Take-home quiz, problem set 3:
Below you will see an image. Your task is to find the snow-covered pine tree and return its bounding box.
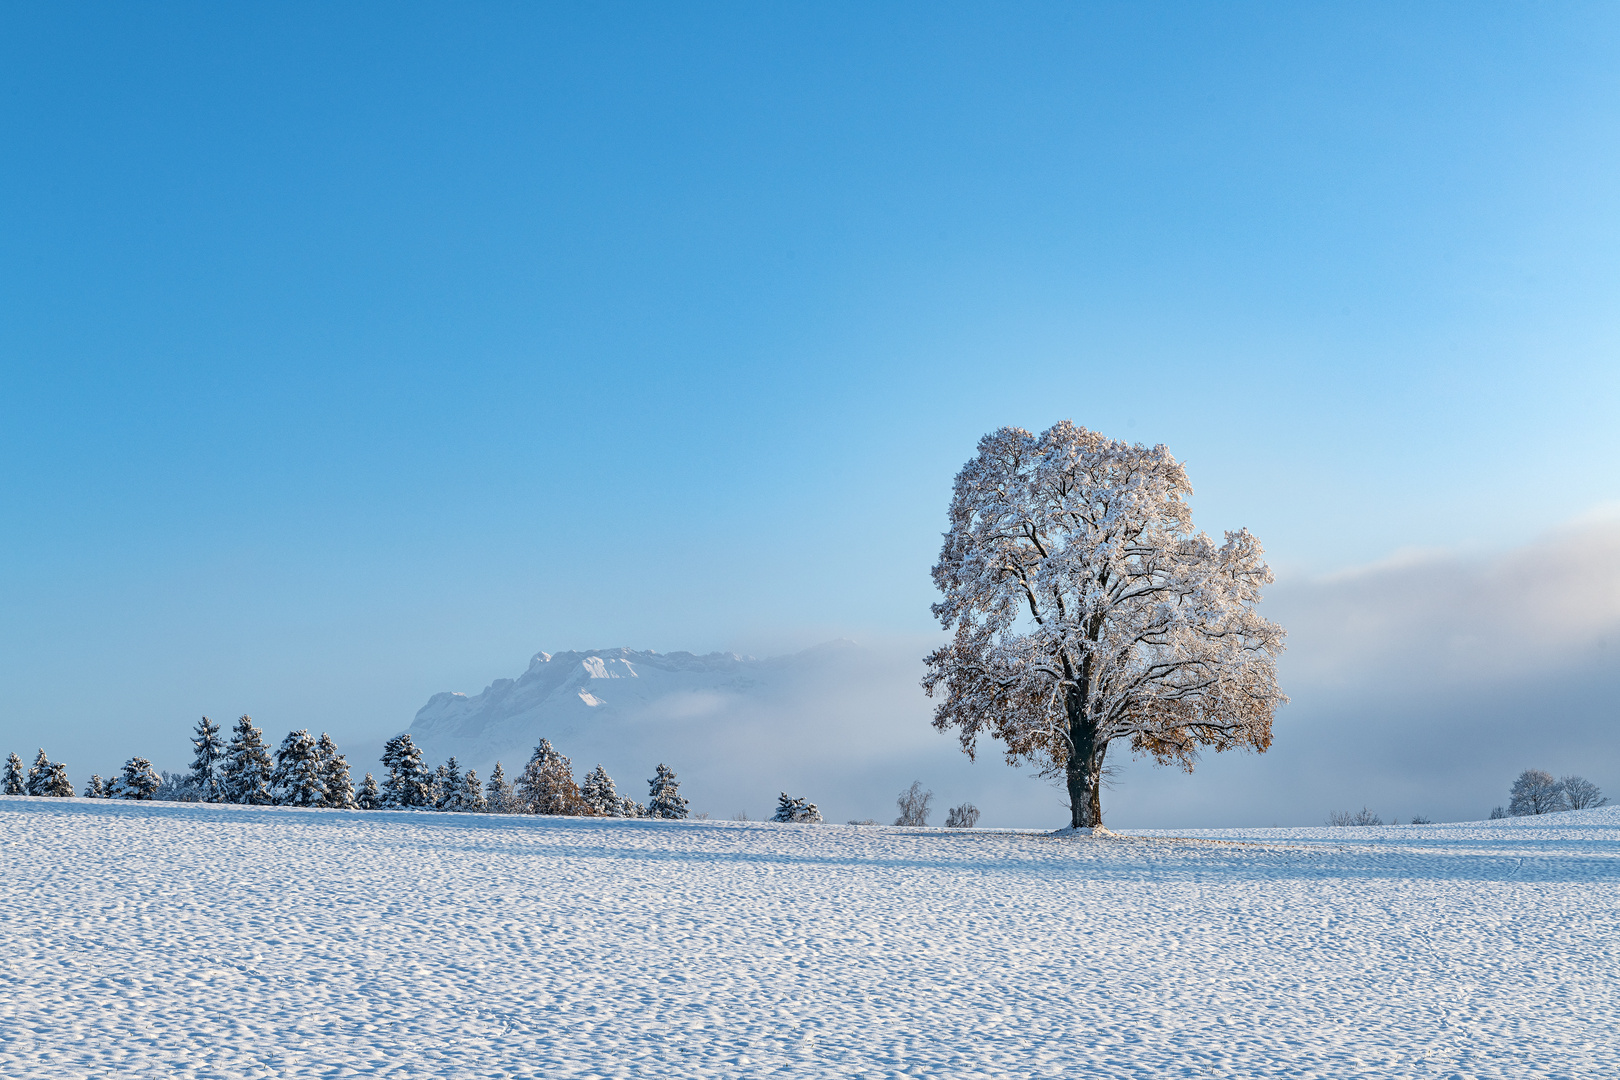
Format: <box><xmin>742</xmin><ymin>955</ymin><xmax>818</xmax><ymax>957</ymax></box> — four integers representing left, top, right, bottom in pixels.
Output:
<box><xmin>517</xmin><ymin>739</ymin><xmax>587</xmax><ymax>815</ymax></box>
<box><xmin>620</xmin><ymin>796</ymin><xmax>645</xmax><ymax>817</ymax></box>
<box><xmin>120</xmin><ymin>757</ymin><xmax>161</xmax><ymax>800</ymax></box>
<box><xmin>356</xmin><ymin>772</ymin><xmax>382</xmax><ymax>809</ymax></box>
<box><xmin>24</xmin><ymin>749</ymin><xmax>52</xmax><ymax>796</ymax></box>
<box><xmin>219</xmin><ymin>715</ymin><xmax>274</xmax><ymax>805</ymax></box>
<box><xmin>435</xmin><ymin>758</ymin><xmax>464</xmax><ymax>811</ymax></box>
<box><xmin>3</xmin><ymin>752</ymin><xmax>24</xmax><ymax>795</ymax></box>
<box><xmin>771</xmin><ymin>792</ymin><xmax>820</xmax><ymax>823</ymax></box>
<box><xmin>380</xmin><ymin>734</ymin><xmax>431</xmax><ymax>808</ymax></box>
<box><xmin>43</xmin><ymin>761</ymin><xmax>74</xmax><ymax>798</ymax></box>
<box><xmin>580</xmin><ymin>764</ymin><xmax>621</xmax><ymax>817</ymax></box>
<box><xmin>188</xmin><ymin>716</ymin><xmax>224</xmax><ymax>802</ymax></box>
<box><xmin>83</xmin><ymin>774</ymin><xmax>106</xmax><ymax>798</ymax></box>
<box><xmin>925</xmin><ymin>423</ymin><xmax>1286</xmax><ymax>829</ymax></box>
<box><xmin>271</xmin><ymin>729</ymin><xmax>325</xmax><ymax>807</ymax></box>
<box><xmin>460</xmin><ymin>768</ymin><xmax>487</xmax><ymax>813</ymax></box>
<box><xmin>316</xmin><ymin>733</ymin><xmax>356</xmax><ymax>809</ymax></box>
<box><xmin>485</xmin><ymin>762</ymin><xmax>513</xmax><ymax>813</ymax></box>
<box><xmin>646</xmin><ymin>764</ymin><xmax>689</xmax><ymax>820</ymax></box>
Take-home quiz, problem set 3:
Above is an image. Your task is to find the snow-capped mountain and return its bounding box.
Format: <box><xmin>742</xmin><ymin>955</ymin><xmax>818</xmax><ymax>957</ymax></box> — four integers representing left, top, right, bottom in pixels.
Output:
<box><xmin>399</xmin><ymin>639</ymin><xmax>1025</xmax><ymax>823</ymax></box>
<box><xmin>408</xmin><ymin>646</ymin><xmax>793</xmax><ymax>773</ymax></box>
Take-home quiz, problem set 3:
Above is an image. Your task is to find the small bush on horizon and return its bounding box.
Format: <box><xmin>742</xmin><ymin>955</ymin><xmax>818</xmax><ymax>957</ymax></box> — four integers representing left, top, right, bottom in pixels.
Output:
<box><xmin>1327</xmin><ymin>807</ymin><xmax>1382</xmax><ymax>827</ymax></box>
<box><xmin>945</xmin><ymin>803</ymin><xmax>981</xmax><ymax>828</ymax></box>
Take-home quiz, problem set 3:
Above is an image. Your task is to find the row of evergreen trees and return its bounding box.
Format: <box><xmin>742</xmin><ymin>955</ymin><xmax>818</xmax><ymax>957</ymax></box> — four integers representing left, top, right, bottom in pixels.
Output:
<box><xmin>4</xmin><ymin>716</ymin><xmax>690</xmax><ymax>820</ymax></box>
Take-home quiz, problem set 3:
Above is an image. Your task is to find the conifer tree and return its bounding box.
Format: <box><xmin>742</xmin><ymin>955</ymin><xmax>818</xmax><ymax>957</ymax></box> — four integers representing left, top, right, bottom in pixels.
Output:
<box><xmin>219</xmin><ymin>715</ymin><xmax>274</xmax><ymax>805</ymax></box>
<box><xmin>772</xmin><ymin>792</ymin><xmax>820</xmax><ymax>823</ymax></box>
<box><xmin>460</xmin><ymin>768</ymin><xmax>487</xmax><ymax>813</ymax></box>
<box><xmin>620</xmin><ymin>796</ymin><xmax>645</xmax><ymax>818</ymax></box>
<box><xmin>316</xmin><ymin>733</ymin><xmax>356</xmax><ymax>809</ymax></box>
<box><xmin>42</xmin><ymin>761</ymin><xmax>74</xmax><ymax>798</ymax></box>
<box><xmin>356</xmin><ymin>772</ymin><xmax>382</xmax><ymax>809</ymax></box>
<box><xmin>380</xmin><ymin>734</ymin><xmax>431</xmax><ymax>808</ymax></box>
<box><xmin>83</xmin><ymin>774</ymin><xmax>106</xmax><ymax>799</ymax></box>
<box><xmin>581</xmin><ymin>764</ymin><xmax>621</xmax><ymax>817</ymax></box>
<box><xmin>272</xmin><ymin>729</ymin><xmax>325</xmax><ymax>807</ymax></box>
<box><xmin>188</xmin><ymin>716</ymin><xmax>224</xmax><ymax>802</ymax></box>
<box><xmin>485</xmin><ymin>762</ymin><xmax>513</xmax><ymax>813</ymax></box>
<box><xmin>647</xmin><ymin>764</ymin><xmax>689</xmax><ymax>820</ymax></box>
<box><xmin>3</xmin><ymin>752</ymin><xmax>24</xmax><ymax>795</ymax></box>
<box><xmin>517</xmin><ymin>739</ymin><xmax>587</xmax><ymax>815</ymax></box>
<box><xmin>435</xmin><ymin>758</ymin><xmax>464</xmax><ymax>811</ymax></box>
<box><xmin>120</xmin><ymin>757</ymin><xmax>161</xmax><ymax>800</ymax></box>
<box><xmin>24</xmin><ymin>749</ymin><xmax>52</xmax><ymax>796</ymax></box>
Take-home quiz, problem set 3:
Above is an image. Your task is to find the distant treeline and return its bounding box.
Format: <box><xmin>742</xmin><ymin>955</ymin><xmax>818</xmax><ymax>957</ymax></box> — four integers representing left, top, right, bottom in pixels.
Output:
<box><xmin>3</xmin><ymin>715</ymin><xmax>689</xmax><ymax>820</ymax></box>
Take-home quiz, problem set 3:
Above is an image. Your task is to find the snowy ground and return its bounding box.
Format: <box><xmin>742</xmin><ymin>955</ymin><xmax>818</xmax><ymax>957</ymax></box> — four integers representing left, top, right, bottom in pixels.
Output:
<box><xmin>2</xmin><ymin>797</ymin><xmax>1617</xmax><ymax>1078</ymax></box>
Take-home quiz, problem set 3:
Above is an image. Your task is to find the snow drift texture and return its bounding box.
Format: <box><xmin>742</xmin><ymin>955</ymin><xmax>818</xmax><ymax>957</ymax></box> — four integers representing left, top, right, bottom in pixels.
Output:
<box><xmin>3</xmin><ymin>795</ymin><xmax>1618</xmax><ymax>1078</ymax></box>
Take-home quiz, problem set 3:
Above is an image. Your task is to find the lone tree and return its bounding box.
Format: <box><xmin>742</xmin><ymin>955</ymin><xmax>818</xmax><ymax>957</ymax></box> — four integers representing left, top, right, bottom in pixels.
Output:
<box><xmin>646</xmin><ymin>764</ymin><xmax>689</xmax><ymax>820</ymax></box>
<box><xmin>1508</xmin><ymin>769</ymin><xmax>1566</xmax><ymax>816</ymax></box>
<box><xmin>924</xmin><ymin>423</ymin><xmax>1286</xmax><ymax>830</ymax></box>
<box><xmin>3</xmin><ymin>752</ymin><xmax>24</xmax><ymax>795</ymax></box>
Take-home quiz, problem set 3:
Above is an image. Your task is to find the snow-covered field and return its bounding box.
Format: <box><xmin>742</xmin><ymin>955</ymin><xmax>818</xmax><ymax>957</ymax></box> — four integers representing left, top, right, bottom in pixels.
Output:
<box><xmin>2</xmin><ymin>797</ymin><xmax>1617</xmax><ymax>1078</ymax></box>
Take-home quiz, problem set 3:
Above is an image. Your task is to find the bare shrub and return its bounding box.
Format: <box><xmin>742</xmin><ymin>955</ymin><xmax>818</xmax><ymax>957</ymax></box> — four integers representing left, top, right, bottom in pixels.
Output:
<box><xmin>1327</xmin><ymin>807</ymin><xmax>1382</xmax><ymax>827</ymax></box>
<box><xmin>944</xmin><ymin>803</ymin><xmax>981</xmax><ymax>828</ymax></box>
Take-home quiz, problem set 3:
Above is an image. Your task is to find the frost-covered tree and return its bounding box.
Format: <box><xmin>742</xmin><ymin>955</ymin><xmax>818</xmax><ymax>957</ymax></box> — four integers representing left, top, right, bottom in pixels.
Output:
<box><xmin>272</xmin><ymin>729</ymin><xmax>325</xmax><ymax>807</ymax></box>
<box><xmin>83</xmin><ymin>774</ymin><xmax>106</xmax><ymax>798</ymax></box>
<box><xmin>435</xmin><ymin>758</ymin><xmax>464</xmax><ymax>811</ymax></box>
<box><xmin>945</xmin><ymin>802</ymin><xmax>981</xmax><ymax>828</ymax></box>
<box><xmin>1508</xmin><ymin>769</ymin><xmax>1566</xmax><ymax>816</ymax></box>
<box><xmin>924</xmin><ymin>423</ymin><xmax>1287</xmax><ymax>829</ymax></box>
<box><xmin>24</xmin><ymin>749</ymin><xmax>53</xmax><ymax>796</ymax></box>
<box><xmin>772</xmin><ymin>792</ymin><xmax>820</xmax><ymax>823</ymax></box>
<box><xmin>581</xmin><ymin>764</ymin><xmax>621</xmax><ymax>817</ymax></box>
<box><xmin>356</xmin><ymin>772</ymin><xmax>382</xmax><ymax>810</ymax></box>
<box><xmin>153</xmin><ymin>770</ymin><xmax>201</xmax><ymax>802</ymax></box>
<box><xmin>3</xmin><ymin>752</ymin><xmax>24</xmax><ymax>795</ymax></box>
<box><xmin>380</xmin><ymin>734</ymin><xmax>432</xmax><ymax>808</ymax></box>
<box><xmin>39</xmin><ymin>761</ymin><xmax>74</xmax><ymax>798</ymax></box>
<box><xmin>485</xmin><ymin>762</ymin><xmax>514</xmax><ymax>814</ymax></box>
<box><xmin>620</xmin><ymin>796</ymin><xmax>646</xmax><ymax>818</ymax></box>
<box><xmin>460</xmin><ymin>768</ymin><xmax>487</xmax><ymax>813</ymax></box>
<box><xmin>1560</xmin><ymin>775</ymin><xmax>1607</xmax><ymax>810</ymax></box>
<box><xmin>220</xmin><ymin>715</ymin><xmax>274</xmax><ymax>805</ymax></box>
<box><xmin>647</xmin><ymin>764</ymin><xmax>689</xmax><ymax>820</ymax></box>
<box><xmin>188</xmin><ymin>716</ymin><xmax>224</xmax><ymax>802</ymax></box>
<box><xmin>517</xmin><ymin>740</ymin><xmax>587</xmax><ymax>815</ymax></box>
<box><xmin>314</xmin><ymin>733</ymin><xmax>355</xmax><ymax>809</ymax></box>
<box><xmin>1489</xmin><ymin>806</ymin><xmax>1507</xmax><ymax>820</ymax></box>
<box><xmin>120</xmin><ymin>757</ymin><xmax>161</xmax><ymax>800</ymax></box>
<box><xmin>894</xmin><ymin>781</ymin><xmax>933</xmax><ymax>826</ymax></box>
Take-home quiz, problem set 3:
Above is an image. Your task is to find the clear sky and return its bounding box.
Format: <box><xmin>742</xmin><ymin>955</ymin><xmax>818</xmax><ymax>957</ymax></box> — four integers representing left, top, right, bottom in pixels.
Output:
<box><xmin>4</xmin><ymin>3</ymin><xmax>1620</xmax><ymax>805</ymax></box>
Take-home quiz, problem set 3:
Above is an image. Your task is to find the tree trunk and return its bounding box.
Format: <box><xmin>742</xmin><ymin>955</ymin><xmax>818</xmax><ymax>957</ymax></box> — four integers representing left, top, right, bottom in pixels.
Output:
<box><xmin>1065</xmin><ymin>690</ymin><xmax>1107</xmax><ymax>829</ymax></box>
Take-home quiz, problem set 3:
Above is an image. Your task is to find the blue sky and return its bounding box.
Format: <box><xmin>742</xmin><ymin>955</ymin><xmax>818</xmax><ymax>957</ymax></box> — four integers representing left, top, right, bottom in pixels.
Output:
<box><xmin>4</xmin><ymin>3</ymin><xmax>1620</xmax><ymax>807</ymax></box>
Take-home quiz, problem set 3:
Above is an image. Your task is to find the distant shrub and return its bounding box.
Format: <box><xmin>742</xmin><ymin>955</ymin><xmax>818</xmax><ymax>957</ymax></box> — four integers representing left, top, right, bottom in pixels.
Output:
<box><xmin>944</xmin><ymin>803</ymin><xmax>981</xmax><ymax>828</ymax></box>
<box><xmin>894</xmin><ymin>781</ymin><xmax>933</xmax><ymax>827</ymax></box>
<box><xmin>1489</xmin><ymin>806</ymin><xmax>1507</xmax><ymax>819</ymax></box>
<box><xmin>1327</xmin><ymin>807</ymin><xmax>1382</xmax><ymax>827</ymax></box>
<box><xmin>1408</xmin><ymin>814</ymin><xmax>1434</xmax><ymax>825</ymax></box>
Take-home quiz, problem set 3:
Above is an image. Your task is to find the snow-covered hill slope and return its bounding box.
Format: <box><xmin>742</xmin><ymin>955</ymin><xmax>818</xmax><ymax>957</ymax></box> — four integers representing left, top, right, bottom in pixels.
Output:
<box><xmin>3</xmin><ymin>796</ymin><xmax>1618</xmax><ymax>1078</ymax></box>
